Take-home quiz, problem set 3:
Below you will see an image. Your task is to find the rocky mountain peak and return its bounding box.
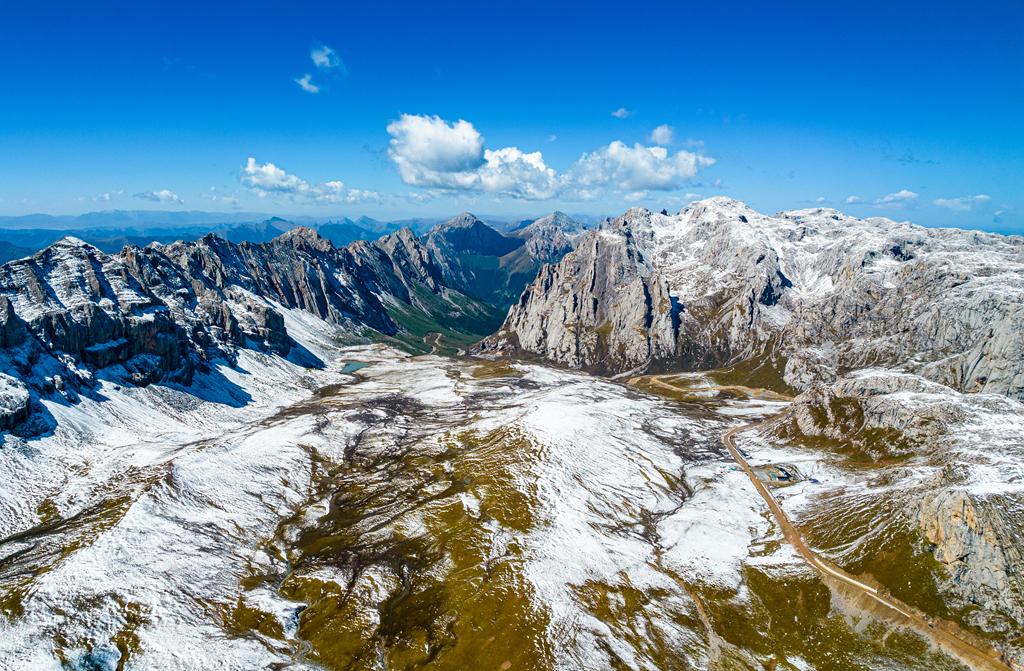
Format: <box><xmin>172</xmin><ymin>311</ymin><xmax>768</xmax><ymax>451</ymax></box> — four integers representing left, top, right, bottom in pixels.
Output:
<box><xmin>480</xmin><ymin>198</ymin><xmax>1024</xmax><ymax>398</ymax></box>
<box><xmin>523</xmin><ymin>211</ymin><xmax>584</xmax><ymax>237</ymax></box>
<box><xmin>431</xmin><ymin>212</ymin><xmax>481</xmax><ymax>232</ymax></box>
<box><xmin>273</xmin><ymin>225</ymin><xmax>334</xmax><ymax>252</ymax></box>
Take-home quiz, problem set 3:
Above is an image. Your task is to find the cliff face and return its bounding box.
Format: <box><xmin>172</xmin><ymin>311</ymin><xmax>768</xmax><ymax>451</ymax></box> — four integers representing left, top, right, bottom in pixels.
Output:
<box><xmin>774</xmin><ymin>370</ymin><xmax>1024</xmax><ymax>656</ymax></box>
<box><xmin>478</xmin><ymin>228</ymin><xmax>684</xmax><ymax>375</ymax></box>
<box><xmin>0</xmin><ymin>227</ymin><xmax>494</xmax><ymax>434</ymax></box>
<box><xmin>477</xmin><ymin>198</ymin><xmax>1024</xmax><ymax>399</ymax></box>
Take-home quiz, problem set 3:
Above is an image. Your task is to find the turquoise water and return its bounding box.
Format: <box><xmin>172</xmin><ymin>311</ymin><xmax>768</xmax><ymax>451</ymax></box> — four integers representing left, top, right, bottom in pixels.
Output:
<box><xmin>340</xmin><ymin>361</ymin><xmax>370</xmax><ymax>374</ymax></box>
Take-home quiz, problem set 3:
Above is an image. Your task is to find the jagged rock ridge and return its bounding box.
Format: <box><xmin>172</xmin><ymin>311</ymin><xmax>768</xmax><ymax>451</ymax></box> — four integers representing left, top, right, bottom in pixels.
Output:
<box><xmin>0</xmin><ymin>227</ymin><xmax>495</xmax><ymax>434</ymax></box>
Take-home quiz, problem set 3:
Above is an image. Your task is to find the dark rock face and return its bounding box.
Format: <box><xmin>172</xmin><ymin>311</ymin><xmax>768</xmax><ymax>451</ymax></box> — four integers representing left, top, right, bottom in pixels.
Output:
<box><xmin>0</xmin><ymin>227</ymin><xmax>492</xmax><ymax>433</ymax></box>
<box><xmin>421</xmin><ymin>212</ymin><xmax>581</xmax><ymax>309</ymax></box>
<box><xmin>423</xmin><ymin>213</ymin><xmax>524</xmax><ymax>259</ymax></box>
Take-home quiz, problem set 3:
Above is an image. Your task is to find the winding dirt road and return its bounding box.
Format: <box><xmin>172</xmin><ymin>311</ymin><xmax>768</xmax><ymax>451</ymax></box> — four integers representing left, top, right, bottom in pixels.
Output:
<box><xmin>722</xmin><ymin>426</ymin><xmax>1012</xmax><ymax>671</ymax></box>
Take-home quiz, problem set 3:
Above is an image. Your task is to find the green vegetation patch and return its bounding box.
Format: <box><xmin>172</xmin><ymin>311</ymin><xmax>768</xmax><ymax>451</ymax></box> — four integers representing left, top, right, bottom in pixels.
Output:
<box><xmin>379</xmin><ymin>285</ymin><xmax>506</xmax><ymax>356</ymax></box>
<box><xmin>266</xmin><ymin>418</ymin><xmax>554</xmax><ymax>670</ymax></box>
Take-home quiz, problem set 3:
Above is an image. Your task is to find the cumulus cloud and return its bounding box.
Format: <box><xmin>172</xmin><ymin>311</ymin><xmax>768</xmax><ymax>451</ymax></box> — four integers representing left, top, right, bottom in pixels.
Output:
<box><xmin>294</xmin><ymin>74</ymin><xmax>319</xmax><ymax>93</ymax></box>
<box><xmin>873</xmin><ymin>190</ymin><xmax>919</xmax><ymax>208</ymax></box>
<box><xmin>934</xmin><ymin>194</ymin><xmax>991</xmax><ymax>212</ymax></box>
<box><xmin>623</xmin><ymin>191</ymin><xmax>649</xmax><ymax>202</ymax></box>
<box><xmin>386</xmin><ymin>114</ymin><xmax>714</xmax><ymax>201</ymax></box>
<box><xmin>311</xmin><ymin>42</ymin><xmax>345</xmax><ymax>73</ymax></box>
<box><xmin>201</xmin><ymin>187</ymin><xmax>242</xmax><ymax>208</ymax></box>
<box><xmin>611</xmin><ymin>108</ymin><xmax>634</xmax><ymax>119</ymax></box>
<box><xmin>685</xmin><ymin>193</ymin><xmax>702</xmax><ymax>200</ymax></box>
<box><xmin>845</xmin><ymin>196</ymin><xmax>864</xmax><ymax>204</ymax></box>
<box><xmin>87</xmin><ymin>189</ymin><xmax>123</xmax><ymax>202</ymax></box>
<box><xmin>239</xmin><ymin>158</ymin><xmax>380</xmax><ymax>204</ymax></box>
<box><xmin>387</xmin><ymin>114</ymin><xmax>486</xmax><ymax>177</ymax></box>
<box><xmin>134</xmin><ymin>190</ymin><xmax>182</xmax><ymax>203</ymax></box>
<box><xmin>563</xmin><ymin>142</ymin><xmax>714</xmax><ymax>197</ymax></box>
<box><xmin>647</xmin><ymin>124</ymin><xmax>675</xmax><ymax>146</ymax></box>
<box><xmin>387</xmin><ymin>114</ymin><xmax>558</xmax><ymax>199</ymax></box>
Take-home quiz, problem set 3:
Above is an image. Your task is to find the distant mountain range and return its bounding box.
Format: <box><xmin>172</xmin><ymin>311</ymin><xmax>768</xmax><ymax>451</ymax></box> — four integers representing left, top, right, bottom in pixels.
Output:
<box><xmin>0</xmin><ymin>210</ymin><xmax>606</xmax><ymax>261</ymax></box>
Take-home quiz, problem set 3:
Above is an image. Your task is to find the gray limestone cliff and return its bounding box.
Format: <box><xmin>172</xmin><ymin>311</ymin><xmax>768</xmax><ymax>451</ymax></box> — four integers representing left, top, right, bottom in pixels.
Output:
<box><xmin>477</xmin><ymin>197</ymin><xmax>1024</xmax><ymax>399</ymax></box>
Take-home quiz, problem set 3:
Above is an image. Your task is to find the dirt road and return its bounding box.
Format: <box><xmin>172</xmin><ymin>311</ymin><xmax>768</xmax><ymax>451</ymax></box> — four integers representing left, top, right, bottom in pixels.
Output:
<box><xmin>722</xmin><ymin>426</ymin><xmax>1011</xmax><ymax>671</ymax></box>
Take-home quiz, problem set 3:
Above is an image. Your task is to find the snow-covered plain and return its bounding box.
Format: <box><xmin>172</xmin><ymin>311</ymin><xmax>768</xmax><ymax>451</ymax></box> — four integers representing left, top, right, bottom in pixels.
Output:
<box><xmin>0</xmin><ymin>317</ymin><xmax>994</xmax><ymax>670</ymax></box>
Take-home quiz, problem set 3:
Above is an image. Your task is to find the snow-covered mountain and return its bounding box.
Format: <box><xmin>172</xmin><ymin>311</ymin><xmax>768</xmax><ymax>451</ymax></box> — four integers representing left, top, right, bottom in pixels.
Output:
<box><xmin>480</xmin><ymin>197</ymin><xmax>1024</xmax><ymax>398</ymax></box>
<box><xmin>0</xmin><ymin>227</ymin><xmax>504</xmax><ymax>435</ymax></box>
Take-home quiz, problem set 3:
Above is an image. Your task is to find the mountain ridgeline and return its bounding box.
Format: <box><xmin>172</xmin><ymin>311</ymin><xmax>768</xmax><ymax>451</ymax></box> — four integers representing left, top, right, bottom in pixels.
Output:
<box><xmin>3</xmin><ymin>198</ymin><xmax>1024</xmax><ymax>434</ymax></box>
<box><xmin>0</xmin><ymin>212</ymin><xmax>586</xmax><ymax>434</ymax></box>
<box><xmin>478</xmin><ymin>198</ymin><xmax>1024</xmax><ymax>400</ymax></box>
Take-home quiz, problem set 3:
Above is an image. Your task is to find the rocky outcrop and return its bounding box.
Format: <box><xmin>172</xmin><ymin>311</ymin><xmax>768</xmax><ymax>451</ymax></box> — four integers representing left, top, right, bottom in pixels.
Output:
<box><xmin>775</xmin><ymin>370</ymin><xmax>1024</xmax><ymax>657</ymax></box>
<box><xmin>0</xmin><ymin>227</ymin><xmax>498</xmax><ymax>433</ymax></box>
<box><xmin>912</xmin><ymin>489</ymin><xmax>1024</xmax><ymax>631</ymax></box>
<box><xmin>477</xmin><ymin>228</ymin><xmax>686</xmax><ymax>374</ymax></box>
<box><xmin>478</xmin><ymin>197</ymin><xmax>1024</xmax><ymax>400</ymax></box>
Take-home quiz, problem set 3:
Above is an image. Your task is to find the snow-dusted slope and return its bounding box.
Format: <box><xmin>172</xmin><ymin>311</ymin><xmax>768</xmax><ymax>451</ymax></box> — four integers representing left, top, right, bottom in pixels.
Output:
<box><xmin>481</xmin><ymin>197</ymin><xmax>1024</xmax><ymax>398</ymax></box>
<box><xmin>1</xmin><ymin>334</ymin><xmax>993</xmax><ymax>670</ymax></box>
<box><xmin>0</xmin><ymin>227</ymin><xmax>500</xmax><ymax>435</ymax></box>
<box><xmin>759</xmin><ymin>368</ymin><xmax>1024</xmax><ymax>665</ymax></box>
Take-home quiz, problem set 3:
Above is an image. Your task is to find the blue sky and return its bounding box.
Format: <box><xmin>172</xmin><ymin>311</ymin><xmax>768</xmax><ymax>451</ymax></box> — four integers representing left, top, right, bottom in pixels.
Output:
<box><xmin>1</xmin><ymin>0</ymin><xmax>1021</xmax><ymax>232</ymax></box>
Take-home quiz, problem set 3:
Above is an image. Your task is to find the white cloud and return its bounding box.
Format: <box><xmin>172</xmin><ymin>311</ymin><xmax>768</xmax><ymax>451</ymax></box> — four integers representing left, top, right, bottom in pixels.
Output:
<box><xmin>294</xmin><ymin>74</ymin><xmax>319</xmax><ymax>93</ymax></box>
<box><xmin>90</xmin><ymin>189</ymin><xmax>123</xmax><ymax>202</ymax></box>
<box><xmin>815</xmin><ymin>197</ymin><xmax>827</xmax><ymax>203</ymax></box>
<box><xmin>712</xmin><ymin>178</ymin><xmax>724</xmax><ymax>189</ymax></box>
<box><xmin>548</xmin><ymin>135</ymin><xmax>557</xmax><ymax>142</ymax></box>
<box><xmin>611</xmin><ymin>108</ymin><xmax>634</xmax><ymax>119</ymax></box>
<box><xmin>623</xmin><ymin>191</ymin><xmax>649</xmax><ymax>202</ymax></box>
<box><xmin>239</xmin><ymin>158</ymin><xmax>380</xmax><ymax>204</ymax></box>
<box><xmin>386</xmin><ymin>114</ymin><xmax>714</xmax><ymax>201</ymax></box>
<box><xmin>134</xmin><ymin>190</ymin><xmax>182</xmax><ymax>204</ymax></box>
<box><xmin>844</xmin><ymin>196</ymin><xmax>864</xmax><ymax>204</ymax></box>
<box><xmin>387</xmin><ymin>114</ymin><xmax>559</xmax><ymax>199</ymax></box>
<box><xmin>311</xmin><ymin>43</ymin><xmax>345</xmax><ymax>73</ymax></box>
<box><xmin>685</xmin><ymin>193</ymin><xmax>702</xmax><ymax>200</ymax></box>
<box><xmin>647</xmin><ymin>124</ymin><xmax>675</xmax><ymax>146</ymax></box>
<box><xmin>201</xmin><ymin>187</ymin><xmax>242</xmax><ymax>208</ymax></box>
<box><xmin>387</xmin><ymin>114</ymin><xmax>485</xmax><ymax>176</ymax></box>
<box><xmin>873</xmin><ymin>190</ymin><xmax>919</xmax><ymax>208</ymax></box>
<box><xmin>563</xmin><ymin>142</ymin><xmax>715</xmax><ymax>197</ymax></box>
<box><xmin>933</xmin><ymin>194</ymin><xmax>991</xmax><ymax>212</ymax></box>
